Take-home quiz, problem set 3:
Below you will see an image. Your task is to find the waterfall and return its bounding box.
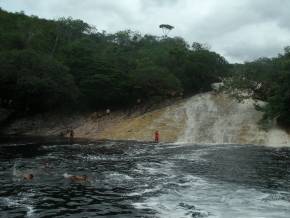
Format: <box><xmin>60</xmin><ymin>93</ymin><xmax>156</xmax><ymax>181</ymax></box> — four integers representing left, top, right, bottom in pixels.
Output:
<box><xmin>177</xmin><ymin>92</ymin><xmax>290</xmax><ymax>146</ymax></box>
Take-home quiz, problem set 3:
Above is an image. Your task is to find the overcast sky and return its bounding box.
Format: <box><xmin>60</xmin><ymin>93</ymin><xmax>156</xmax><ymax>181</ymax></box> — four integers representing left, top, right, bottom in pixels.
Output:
<box><xmin>1</xmin><ymin>0</ymin><xmax>290</xmax><ymax>63</ymax></box>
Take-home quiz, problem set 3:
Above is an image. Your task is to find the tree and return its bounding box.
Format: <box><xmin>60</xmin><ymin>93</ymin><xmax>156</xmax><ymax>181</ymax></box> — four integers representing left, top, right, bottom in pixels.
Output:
<box><xmin>192</xmin><ymin>42</ymin><xmax>210</xmax><ymax>51</ymax></box>
<box><xmin>159</xmin><ymin>24</ymin><xmax>174</xmax><ymax>37</ymax></box>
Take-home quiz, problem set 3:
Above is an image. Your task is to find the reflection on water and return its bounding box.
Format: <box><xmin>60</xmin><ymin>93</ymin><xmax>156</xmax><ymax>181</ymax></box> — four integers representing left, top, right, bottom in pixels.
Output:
<box><xmin>0</xmin><ymin>138</ymin><xmax>290</xmax><ymax>217</ymax></box>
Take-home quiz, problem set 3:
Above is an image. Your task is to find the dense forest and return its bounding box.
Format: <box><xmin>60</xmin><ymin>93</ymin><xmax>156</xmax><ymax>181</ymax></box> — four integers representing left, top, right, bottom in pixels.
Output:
<box><xmin>0</xmin><ymin>8</ymin><xmax>229</xmax><ymax>114</ymax></box>
<box><xmin>0</xmin><ymin>8</ymin><xmax>290</xmax><ymax>129</ymax></box>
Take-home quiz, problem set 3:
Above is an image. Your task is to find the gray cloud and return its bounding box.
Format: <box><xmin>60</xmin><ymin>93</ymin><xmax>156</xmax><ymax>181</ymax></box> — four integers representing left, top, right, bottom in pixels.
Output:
<box><xmin>1</xmin><ymin>0</ymin><xmax>290</xmax><ymax>63</ymax></box>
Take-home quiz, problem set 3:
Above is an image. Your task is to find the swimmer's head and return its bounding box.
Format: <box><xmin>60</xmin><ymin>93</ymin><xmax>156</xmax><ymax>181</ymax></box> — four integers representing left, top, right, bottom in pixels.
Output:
<box><xmin>24</xmin><ymin>174</ymin><xmax>33</xmax><ymax>180</ymax></box>
<box><xmin>69</xmin><ymin>175</ymin><xmax>88</xmax><ymax>182</ymax></box>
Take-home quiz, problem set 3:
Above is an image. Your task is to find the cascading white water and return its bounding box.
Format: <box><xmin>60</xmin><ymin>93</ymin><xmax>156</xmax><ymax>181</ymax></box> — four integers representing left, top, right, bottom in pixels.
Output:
<box><xmin>177</xmin><ymin>92</ymin><xmax>290</xmax><ymax>146</ymax></box>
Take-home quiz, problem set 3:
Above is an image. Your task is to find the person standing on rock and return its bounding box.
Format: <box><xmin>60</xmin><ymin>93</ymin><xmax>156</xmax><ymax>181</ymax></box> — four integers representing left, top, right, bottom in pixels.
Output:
<box><xmin>69</xmin><ymin>128</ymin><xmax>74</xmax><ymax>144</ymax></box>
<box><xmin>154</xmin><ymin>130</ymin><xmax>160</xmax><ymax>143</ymax></box>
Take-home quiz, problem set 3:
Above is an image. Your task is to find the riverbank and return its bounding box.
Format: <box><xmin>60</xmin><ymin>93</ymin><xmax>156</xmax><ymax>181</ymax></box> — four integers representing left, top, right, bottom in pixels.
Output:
<box><xmin>1</xmin><ymin>93</ymin><xmax>290</xmax><ymax>146</ymax></box>
<box><xmin>0</xmin><ymin>97</ymin><xmax>185</xmax><ymax>143</ymax></box>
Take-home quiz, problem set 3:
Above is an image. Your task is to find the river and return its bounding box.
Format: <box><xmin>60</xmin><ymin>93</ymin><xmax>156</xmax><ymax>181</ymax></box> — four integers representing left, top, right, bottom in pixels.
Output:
<box><xmin>0</xmin><ymin>138</ymin><xmax>290</xmax><ymax>217</ymax></box>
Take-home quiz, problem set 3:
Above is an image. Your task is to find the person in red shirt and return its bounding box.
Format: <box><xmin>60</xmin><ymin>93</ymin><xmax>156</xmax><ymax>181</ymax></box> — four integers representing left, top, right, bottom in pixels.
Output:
<box><xmin>154</xmin><ymin>130</ymin><xmax>160</xmax><ymax>143</ymax></box>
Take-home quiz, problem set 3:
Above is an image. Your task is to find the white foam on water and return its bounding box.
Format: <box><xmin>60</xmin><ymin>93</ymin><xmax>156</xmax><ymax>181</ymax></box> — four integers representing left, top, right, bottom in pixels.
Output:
<box><xmin>135</xmin><ymin>164</ymin><xmax>161</xmax><ymax>175</ymax></box>
<box><xmin>80</xmin><ymin>154</ymin><xmax>121</xmax><ymax>161</ymax></box>
<box><xmin>41</xmin><ymin>144</ymin><xmax>62</xmax><ymax>151</ymax></box>
<box><xmin>12</xmin><ymin>162</ymin><xmax>18</xmax><ymax>177</ymax></box>
<box><xmin>133</xmin><ymin>196</ymin><xmax>209</xmax><ymax>218</ymax></box>
<box><xmin>105</xmin><ymin>172</ymin><xmax>133</xmax><ymax>181</ymax></box>
<box><xmin>26</xmin><ymin>205</ymin><xmax>35</xmax><ymax>217</ymax></box>
<box><xmin>135</xmin><ymin>161</ymin><xmax>175</xmax><ymax>176</ymax></box>
<box><xmin>2</xmin><ymin>191</ymin><xmax>36</xmax><ymax>218</ymax></box>
<box><xmin>171</xmin><ymin>148</ymin><xmax>212</xmax><ymax>162</ymax></box>
<box><xmin>3</xmin><ymin>197</ymin><xmax>21</xmax><ymax>207</ymax></box>
<box><xmin>132</xmin><ymin>174</ymin><xmax>290</xmax><ymax>218</ymax></box>
<box><xmin>63</xmin><ymin>173</ymin><xmax>72</xmax><ymax>178</ymax></box>
<box><xmin>127</xmin><ymin>184</ymin><xmax>164</xmax><ymax>197</ymax></box>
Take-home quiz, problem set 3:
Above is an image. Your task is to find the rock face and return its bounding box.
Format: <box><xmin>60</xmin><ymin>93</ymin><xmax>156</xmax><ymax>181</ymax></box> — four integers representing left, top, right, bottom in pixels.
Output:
<box><xmin>99</xmin><ymin>92</ymin><xmax>290</xmax><ymax>146</ymax></box>
<box><xmin>3</xmin><ymin>93</ymin><xmax>290</xmax><ymax>146</ymax></box>
<box><xmin>98</xmin><ymin>101</ymin><xmax>186</xmax><ymax>142</ymax></box>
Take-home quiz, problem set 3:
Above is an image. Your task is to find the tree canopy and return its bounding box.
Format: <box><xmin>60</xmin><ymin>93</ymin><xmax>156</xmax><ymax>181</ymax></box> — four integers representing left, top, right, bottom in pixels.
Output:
<box><xmin>0</xmin><ymin>9</ymin><xmax>229</xmax><ymax>115</ymax></box>
<box><xmin>159</xmin><ymin>24</ymin><xmax>174</xmax><ymax>37</ymax></box>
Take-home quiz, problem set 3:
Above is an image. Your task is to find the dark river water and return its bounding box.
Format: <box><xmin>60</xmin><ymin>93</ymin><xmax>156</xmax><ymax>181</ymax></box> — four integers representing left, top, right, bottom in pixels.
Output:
<box><xmin>0</xmin><ymin>138</ymin><xmax>290</xmax><ymax>218</ymax></box>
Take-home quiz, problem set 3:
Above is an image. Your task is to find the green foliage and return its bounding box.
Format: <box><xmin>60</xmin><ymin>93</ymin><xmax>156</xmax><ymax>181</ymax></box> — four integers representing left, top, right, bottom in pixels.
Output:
<box><xmin>0</xmin><ymin>8</ymin><xmax>230</xmax><ymax>114</ymax></box>
<box><xmin>0</xmin><ymin>50</ymin><xmax>78</xmax><ymax>112</ymax></box>
<box><xmin>182</xmin><ymin>49</ymin><xmax>229</xmax><ymax>93</ymax></box>
<box><xmin>131</xmin><ymin>61</ymin><xmax>182</xmax><ymax>98</ymax></box>
<box><xmin>223</xmin><ymin>49</ymin><xmax>290</xmax><ymax>129</ymax></box>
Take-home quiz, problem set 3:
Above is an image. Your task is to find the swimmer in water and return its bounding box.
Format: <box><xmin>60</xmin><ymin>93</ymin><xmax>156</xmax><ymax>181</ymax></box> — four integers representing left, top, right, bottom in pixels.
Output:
<box><xmin>70</xmin><ymin>175</ymin><xmax>88</xmax><ymax>182</ymax></box>
<box><xmin>23</xmin><ymin>174</ymin><xmax>33</xmax><ymax>181</ymax></box>
<box><xmin>64</xmin><ymin>173</ymin><xmax>88</xmax><ymax>182</ymax></box>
